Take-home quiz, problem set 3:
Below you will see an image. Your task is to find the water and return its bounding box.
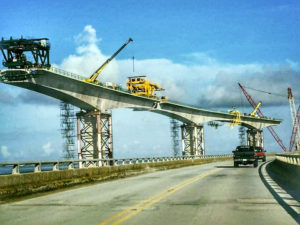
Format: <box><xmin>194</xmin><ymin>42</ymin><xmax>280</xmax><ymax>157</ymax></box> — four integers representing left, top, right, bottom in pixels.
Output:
<box><xmin>0</xmin><ymin>163</ymin><xmax>80</xmax><ymax>175</ymax></box>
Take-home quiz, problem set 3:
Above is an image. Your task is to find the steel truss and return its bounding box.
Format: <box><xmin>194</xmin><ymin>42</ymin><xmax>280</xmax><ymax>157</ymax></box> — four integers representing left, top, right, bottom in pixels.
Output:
<box><xmin>76</xmin><ymin>111</ymin><xmax>113</xmax><ymax>166</ymax></box>
<box><xmin>181</xmin><ymin>124</ymin><xmax>205</xmax><ymax>156</ymax></box>
<box><xmin>247</xmin><ymin>128</ymin><xmax>264</xmax><ymax>148</ymax></box>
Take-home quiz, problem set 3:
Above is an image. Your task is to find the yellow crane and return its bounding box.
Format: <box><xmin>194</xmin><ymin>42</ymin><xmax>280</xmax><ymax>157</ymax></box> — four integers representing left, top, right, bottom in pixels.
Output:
<box><xmin>250</xmin><ymin>101</ymin><xmax>261</xmax><ymax>117</ymax></box>
<box><xmin>83</xmin><ymin>38</ymin><xmax>133</xmax><ymax>84</ymax></box>
<box><xmin>229</xmin><ymin>101</ymin><xmax>261</xmax><ymax>128</ymax></box>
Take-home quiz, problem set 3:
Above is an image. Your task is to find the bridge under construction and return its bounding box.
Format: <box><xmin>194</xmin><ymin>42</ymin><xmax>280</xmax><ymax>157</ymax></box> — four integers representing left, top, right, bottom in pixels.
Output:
<box><xmin>0</xmin><ymin>37</ymin><xmax>282</xmax><ymax>163</ymax></box>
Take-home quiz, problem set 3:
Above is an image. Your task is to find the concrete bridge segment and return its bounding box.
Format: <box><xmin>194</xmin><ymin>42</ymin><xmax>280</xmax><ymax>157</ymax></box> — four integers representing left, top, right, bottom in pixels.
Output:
<box><xmin>0</xmin><ymin>68</ymin><xmax>282</xmax><ymax>159</ymax></box>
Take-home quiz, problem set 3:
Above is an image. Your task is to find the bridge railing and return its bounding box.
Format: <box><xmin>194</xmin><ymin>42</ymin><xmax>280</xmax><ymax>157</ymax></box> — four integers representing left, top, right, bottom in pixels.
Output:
<box><xmin>0</xmin><ymin>154</ymin><xmax>232</xmax><ymax>175</ymax></box>
<box><xmin>46</xmin><ymin>67</ymin><xmax>85</xmax><ymax>80</ymax></box>
<box><xmin>275</xmin><ymin>153</ymin><xmax>300</xmax><ymax>166</ymax></box>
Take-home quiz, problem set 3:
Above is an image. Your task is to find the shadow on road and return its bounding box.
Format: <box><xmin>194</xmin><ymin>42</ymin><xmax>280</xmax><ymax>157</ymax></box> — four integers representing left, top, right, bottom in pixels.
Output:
<box><xmin>215</xmin><ymin>165</ymin><xmax>254</xmax><ymax>169</ymax></box>
<box><xmin>215</xmin><ymin>166</ymin><xmax>235</xmax><ymax>168</ymax></box>
<box><xmin>259</xmin><ymin>161</ymin><xmax>300</xmax><ymax>225</ymax></box>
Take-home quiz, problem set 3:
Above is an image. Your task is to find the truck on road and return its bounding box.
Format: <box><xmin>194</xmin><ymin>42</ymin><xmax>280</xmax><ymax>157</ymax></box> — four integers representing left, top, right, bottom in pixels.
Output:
<box><xmin>232</xmin><ymin>146</ymin><xmax>266</xmax><ymax>168</ymax></box>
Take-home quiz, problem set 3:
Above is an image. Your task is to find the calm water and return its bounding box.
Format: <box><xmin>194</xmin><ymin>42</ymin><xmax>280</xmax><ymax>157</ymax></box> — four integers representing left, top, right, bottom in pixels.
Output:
<box><xmin>0</xmin><ymin>164</ymin><xmax>80</xmax><ymax>175</ymax></box>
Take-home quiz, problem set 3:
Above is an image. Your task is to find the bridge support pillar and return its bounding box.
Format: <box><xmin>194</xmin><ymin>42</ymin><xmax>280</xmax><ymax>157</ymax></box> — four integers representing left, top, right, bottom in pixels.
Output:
<box><xmin>76</xmin><ymin>111</ymin><xmax>113</xmax><ymax>167</ymax></box>
<box><xmin>181</xmin><ymin>124</ymin><xmax>205</xmax><ymax>156</ymax></box>
<box><xmin>247</xmin><ymin>128</ymin><xmax>264</xmax><ymax>148</ymax></box>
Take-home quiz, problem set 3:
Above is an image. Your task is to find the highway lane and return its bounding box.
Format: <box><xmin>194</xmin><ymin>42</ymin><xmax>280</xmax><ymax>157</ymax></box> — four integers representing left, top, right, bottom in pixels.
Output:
<box><xmin>0</xmin><ymin>160</ymin><xmax>298</xmax><ymax>225</ymax></box>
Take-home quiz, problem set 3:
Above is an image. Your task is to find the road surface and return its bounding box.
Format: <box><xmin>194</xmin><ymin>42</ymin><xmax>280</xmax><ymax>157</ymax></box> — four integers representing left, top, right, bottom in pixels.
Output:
<box><xmin>0</xmin><ymin>160</ymin><xmax>299</xmax><ymax>225</ymax></box>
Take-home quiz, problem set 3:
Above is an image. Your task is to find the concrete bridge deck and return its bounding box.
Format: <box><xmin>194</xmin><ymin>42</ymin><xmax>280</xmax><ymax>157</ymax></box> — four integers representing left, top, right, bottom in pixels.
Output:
<box><xmin>0</xmin><ymin>67</ymin><xmax>281</xmax><ymax>129</ymax></box>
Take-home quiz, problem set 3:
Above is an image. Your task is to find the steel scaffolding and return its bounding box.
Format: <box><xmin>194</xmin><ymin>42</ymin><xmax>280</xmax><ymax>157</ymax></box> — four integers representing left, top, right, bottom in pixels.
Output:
<box><xmin>170</xmin><ymin>118</ymin><xmax>180</xmax><ymax>156</ymax></box>
<box><xmin>181</xmin><ymin>124</ymin><xmax>205</xmax><ymax>156</ymax></box>
<box><xmin>60</xmin><ymin>102</ymin><xmax>76</xmax><ymax>159</ymax></box>
<box><xmin>76</xmin><ymin>111</ymin><xmax>113</xmax><ymax>165</ymax></box>
<box><xmin>239</xmin><ymin>126</ymin><xmax>246</xmax><ymax>146</ymax></box>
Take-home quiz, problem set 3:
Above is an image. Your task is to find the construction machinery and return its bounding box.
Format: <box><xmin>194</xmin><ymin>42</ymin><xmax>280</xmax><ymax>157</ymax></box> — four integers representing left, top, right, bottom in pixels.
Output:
<box><xmin>288</xmin><ymin>87</ymin><xmax>300</xmax><ymax>151</ymax></box>
<box><xmin>289</xmin><ymin>105</ymin><xmax>300</xmax><ymax>152</ymax></box>
<box><xmin>0</xmin><ymin>37</ymin><xmax>50</xmax><ymax>68</ymax></box>
<box><xmin>229</xmin><ymin>101</ymin><xmax>261</xmax><ymax>128</ymax></box>
<box><xmin>126</xmin><ymin>76</ymin><xmax>167</xmax><ymax>101</ymax></box>
<box><xmin>250</xmin><ymin>101</ymin><xmax>261</xmax><ymax>117</ymax></box>
<box><xmin>83</xmin><ymin>38</ymin><xmax>133</xmax><ymax>84</ymax></box>
<box><xmin>230</xmin><ymin>110</ymin><xmax>241</xmax><ymax>128</ymax></box>
<box><xmin>238</xmin><ymin>82</ymin><xmax>287</xmax><ymax>152</ymax></box>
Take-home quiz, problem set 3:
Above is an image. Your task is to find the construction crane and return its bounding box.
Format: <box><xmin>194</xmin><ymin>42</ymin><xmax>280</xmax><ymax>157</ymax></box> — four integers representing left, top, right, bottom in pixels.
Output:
<box><xmin>289</xmin><ymin>105</ymin><xmax>300</xmax><ymax>152</ymax></box>
<box><xmin>83</xmin><ymin>38</ymin><xmax>133</xmax><ymax>84</ymax></box>
<box><xmin>126</xmin><ymin>76</ymin><xmax>167</xmax><ymax>101</ymax></box>
<box><xmin>288</xmin><ymin>87</ymin><xmax>300</xmax><ymax>151</ymax></box>
<box><xmin>228</xmin><ymin>101</ymin><xmax>260</xmax><ymax>128</ymax></box>
<box><xmin>250</xmin><ymin>101</ymin><xmax>262</xmax><ymax>117</ymax></box>
<box><xmin>238</xmin><ymin>82</ymin><xmax>287</xmax><ymax>152</ymax></box>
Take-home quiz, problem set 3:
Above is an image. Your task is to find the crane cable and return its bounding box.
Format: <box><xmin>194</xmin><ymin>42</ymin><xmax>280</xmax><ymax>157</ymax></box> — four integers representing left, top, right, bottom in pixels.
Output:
<box><xmin>243</xmin><ymin>86</ymin><xmax>300</xmax><ymax>100</ymax></box>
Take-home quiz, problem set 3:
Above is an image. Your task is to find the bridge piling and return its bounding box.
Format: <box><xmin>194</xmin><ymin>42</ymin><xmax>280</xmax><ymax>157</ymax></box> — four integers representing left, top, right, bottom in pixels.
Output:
<box><xmin>76</xmin><ymin>111</ymin><xmax>113</xmax><ymax>167</ymax></box>
<box><xmin>247</xmin><ymin>128</ymin><xmax>264</xmax><ymax>148</ymax></box>
<box><xmin>181</xmin><ymin>124</ymin><xmax>205</xmax><ymax>156</ymax></box>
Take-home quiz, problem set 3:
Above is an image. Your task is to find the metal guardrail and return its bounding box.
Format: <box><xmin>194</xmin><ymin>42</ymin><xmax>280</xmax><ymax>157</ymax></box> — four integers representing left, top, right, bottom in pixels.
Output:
<box><xmin>0</xmin><ymin>155</ymin><xmax>232</xmax><ymax>175</ymax></box>
<box><xmin>276</xmin><ymin>153</ymin><xmax>300</xmax><ymax>166</ymax></box>
<box><xmin>45</xmin><ymin>67</ymin><xmax>131</xmax><ymax>93</ymax></box>
<box><xmin>46</xmin><ymin>67</ymin><xmax>85</xmax><ymax>80</ymax></box>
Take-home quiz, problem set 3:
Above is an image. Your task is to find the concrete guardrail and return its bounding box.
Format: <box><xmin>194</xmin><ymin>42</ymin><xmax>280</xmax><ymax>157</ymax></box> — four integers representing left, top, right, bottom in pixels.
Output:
<box><xmin>0</xmin><ymin>155</ymin><xmax>232</xmax><ymax>175</ymax></box>
<box><xmin>275</xmin><ymin>153</ymin><xmax>300</xmax><ymax>166</ymax></box>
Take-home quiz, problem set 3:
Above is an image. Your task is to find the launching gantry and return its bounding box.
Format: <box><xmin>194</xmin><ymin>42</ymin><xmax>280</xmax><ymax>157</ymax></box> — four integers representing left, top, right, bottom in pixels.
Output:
<box><xmin>0</xmin><ymin>37</ymin><xmax>50</xmax><ymax>69</ymax></box>
<box><xmin>127</xmin><ymin>76</ymin><xmax>168</xmax><ymax>102</ymax></box>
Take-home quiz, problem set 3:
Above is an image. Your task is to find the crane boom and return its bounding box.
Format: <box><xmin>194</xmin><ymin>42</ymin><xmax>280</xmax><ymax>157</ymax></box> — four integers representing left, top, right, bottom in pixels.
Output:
<box><xmin>250</xmin><ymin>101</ymin><xmax>262</xmax><ymax>116</ymax></box>
<box><xmin>289</xmin><ymin>105</ymin><xmax>300</xmax><ymax>152</ymax></box>
<box><xmin>288</xmin><ymin>87</ymin><xmax>300</xmax><ymax>151</ymax></box>
<box><xmin>84</xmin><ymin>38</ymin><xmax>133</xmax><ymax>84</ymax></box>
<box><xmin>238</xmin><ymin>83</ymin><xmax>287</xmax><ymax>152</ymax></box>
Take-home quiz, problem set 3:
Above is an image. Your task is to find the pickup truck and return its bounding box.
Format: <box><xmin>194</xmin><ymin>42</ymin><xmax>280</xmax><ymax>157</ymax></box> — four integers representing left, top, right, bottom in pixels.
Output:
<box><xmin>254</xmin><ymin>146</ymin><xmax>266</xmax><ymax>162</ymax></box>
<box><xmin>232</xmin><ymin>145</ymin><xmax>265</xmax><ymax>167</ymax></box>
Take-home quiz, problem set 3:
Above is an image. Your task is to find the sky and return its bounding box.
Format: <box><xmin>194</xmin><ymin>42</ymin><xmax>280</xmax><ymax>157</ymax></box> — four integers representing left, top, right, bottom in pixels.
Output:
<box><xmin>0</xmin><ymin>0</ymin><xmax>299</xmax><ymax>161</ymax></box>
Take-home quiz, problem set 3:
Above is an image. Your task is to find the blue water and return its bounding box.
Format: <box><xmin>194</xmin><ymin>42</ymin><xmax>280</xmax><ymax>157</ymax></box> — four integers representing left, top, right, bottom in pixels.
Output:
<box><xmin>0</xmin><ymin>163</ymin><xmax>80</xmax><ymax>175</ymax></box>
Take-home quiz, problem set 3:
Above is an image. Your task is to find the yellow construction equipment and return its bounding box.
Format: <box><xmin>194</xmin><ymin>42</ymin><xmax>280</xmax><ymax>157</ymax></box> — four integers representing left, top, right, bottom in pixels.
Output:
<box><xmin>126</xmin><ymin>76</ymin><xmax>167</xmax><ymax>101</ymax></box>
<box><xmin>83</xmin><ymin>38</ymin><xmax>133</xmax><ymax>84</ymax></box>
<box><xmin>250</xmin><ymin>101</ymin><xmax>262</xmax><ymax>117</ymax></box>
<box><xmin>230</xmin><ymin>110</ymin><xmax>241</xmax><ymax>128</ymax></box>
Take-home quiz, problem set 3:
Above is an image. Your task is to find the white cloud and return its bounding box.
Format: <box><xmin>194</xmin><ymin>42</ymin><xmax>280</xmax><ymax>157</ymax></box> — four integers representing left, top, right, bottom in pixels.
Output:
<box><xmin>60</xmin><ymin>25</ymin><xmax>119</xmax><ymax>83</ymax></box>
<box><xmin>58</xmin><ymin>25</ymin><xmax>300</xmax><ymax>109</ymax></box>
<box><xmin>42</xmin><ymin>142</ymin><xmax>54</xmax><ymax>156</ymax></box>
<box><xmin>1</xmin><ymin>145</ymin><xmax>10</xmax><ymax>158</ymax></box>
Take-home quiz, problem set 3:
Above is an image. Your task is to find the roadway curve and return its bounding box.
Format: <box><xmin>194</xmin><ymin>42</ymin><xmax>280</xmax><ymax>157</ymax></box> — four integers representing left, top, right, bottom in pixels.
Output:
<box><xmin>0</xmin><ymin>160</ymin><xmax>298</xmax><ymax>225</ymax></box>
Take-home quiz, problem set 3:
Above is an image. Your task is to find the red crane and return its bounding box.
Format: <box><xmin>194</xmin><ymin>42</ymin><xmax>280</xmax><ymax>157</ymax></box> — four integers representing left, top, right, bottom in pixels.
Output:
<box><xmin>238</xmin><ymin>83</ymin><xmax>287</xmax><ymax>152</ymax></box>
<box><xmin>289</xmin><ymin>105</ymin><xmax>300</xmax><ymax>151</ymax></box>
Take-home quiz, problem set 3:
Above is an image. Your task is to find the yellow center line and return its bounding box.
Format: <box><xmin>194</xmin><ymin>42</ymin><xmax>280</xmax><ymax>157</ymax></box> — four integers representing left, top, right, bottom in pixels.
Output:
<box><xmin>98</xmin><ymin>168</ymin><xmax>221</xmax><ymax>225</ymax></box>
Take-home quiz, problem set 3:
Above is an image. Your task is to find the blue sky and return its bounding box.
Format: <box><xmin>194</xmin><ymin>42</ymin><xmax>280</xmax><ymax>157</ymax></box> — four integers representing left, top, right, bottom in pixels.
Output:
<box><xmin>0</xmin><ymin>0</ymin><xmax>299</xmax><ymax>161</ymax></box>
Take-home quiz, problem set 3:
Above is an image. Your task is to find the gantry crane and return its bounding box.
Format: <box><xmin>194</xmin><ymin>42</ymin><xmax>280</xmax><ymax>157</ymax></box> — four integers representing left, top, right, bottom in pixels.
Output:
<box><xmin>126</xmin><ymin>76</ymin><xmax>167</xmax><ymax>101</ymax></box>
<box><xmin>83</xmin><ymin>38</ymin><xmax>133</xmax><ymax>84</ymax></box>
<box><xmin>238</xmin><ymin>82</ymin><xmax>287</xmax><ymax>152</ymax></box>
<box><xmin>288</xmin><ymin>87</ymin><xmax>300</xmax><ymax>151</ymax></box>
<box><xmin>0</xmin><ymin>37</ymin><xmax>50</xmax><ymax>68</ymax></box>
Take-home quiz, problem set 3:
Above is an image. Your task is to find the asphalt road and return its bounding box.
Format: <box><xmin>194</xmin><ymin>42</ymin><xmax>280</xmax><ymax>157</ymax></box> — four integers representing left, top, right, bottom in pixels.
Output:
<box><xmin>0</xmin><ymin>160</ymin><xmax>299</xmax><ymax>225</ymax></box>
